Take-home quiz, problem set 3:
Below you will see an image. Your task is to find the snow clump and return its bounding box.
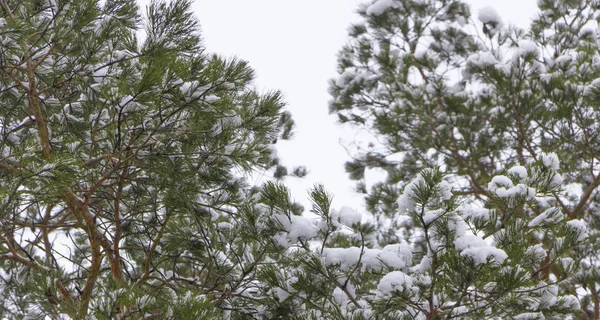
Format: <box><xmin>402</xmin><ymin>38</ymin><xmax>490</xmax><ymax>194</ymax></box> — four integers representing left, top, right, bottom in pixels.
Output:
<box><xmin>460</xmin><ymin>204</ymin><xmax>491</xmax><ymax>221</ymax></box>
<box><xmin>488</xmin><ymin>175</ymin><xmax>535</xmax><ymax>199</ymax></box>
<box><xmin>455</xmin><ymin>234</ymin><xmax>508</xmax><ymax>265</ymax></box>
<box><xmin>332</xmin><ymin>206</ymin><xmax>363</xmax><ymax>226</ymax></box>
<box><xmin>528</xmin><ymin>207</ymin><xmax>564</xmax><ymax>227</ymax></box>
<box><xmin>566</xmin><ymin>219</ymin><xmax>588</xmax><ymax>242</ymax></box>
<box><xmin>508</xmin><ymin>166</ymin><xmax>527</xmax><ymax>181</ymax></box>
<box><xmin>478</xmin><ymin>6</ymin><xmax>503</xmax><ymax>26</ymax></box>
<box><xmin>515</xmin><ymin>40</ymin><xmax>539</xmax><ymax>59</ymax></box>
<box><xmin>272</xmin><ymin>213</ymin><xmax>319</xmax><ymax>248</ymax></box>
<box><xmin>466</xmin><ymin>51</ymin><xmax>499</xmax><ymax>68</ymax></box>
<box><xmin>321</xmin><ymin>243</ymin><xmax>412</xmax><ymax>272</ymax></box>
<box><xmin>542</xmin><ymin>152</ymin><xmax>560</xmax><ymax>170</ymax></box>
<box><xmin>366</xmin><ymin>0</ymin><xmax>401</xmax><ymax>16</ymax></box>
<box><xmin>397</xmin><ymin>169</ymin><xmax>451</xmax><ymax>215</ymax></box>
<box><xmin>478</xmin><ymin>6</ymin><xmax>503</xmax><ymax>36</ymax></box>
<box><xmin>376</xmin><ymin>271</ymin><xmax>413</xmax><ymax>296</ymax></box>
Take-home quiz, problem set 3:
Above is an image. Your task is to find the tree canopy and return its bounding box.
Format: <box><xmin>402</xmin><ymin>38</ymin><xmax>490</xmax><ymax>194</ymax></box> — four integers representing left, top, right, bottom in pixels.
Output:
<box><xmin>0</xmin><ymin>0</ymin><xmax>295</xmax><ymax>318</ymax></box>
<box><xmin>0</xmin><ymin>0</ymin><xmax>598</xmax><ymax>319</ymax></box>
<box><xmin>328</xmin><ymin>0</ymin><xmax>598</xmax><ymax>318</ymax></box>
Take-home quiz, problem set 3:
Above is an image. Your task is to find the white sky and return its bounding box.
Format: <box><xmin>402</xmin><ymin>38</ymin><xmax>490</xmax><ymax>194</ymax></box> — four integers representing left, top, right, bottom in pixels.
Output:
<box><xmin>191</xmin><ymin>0</ymin><xmax>539</xmax><ymax>211</ymax></box>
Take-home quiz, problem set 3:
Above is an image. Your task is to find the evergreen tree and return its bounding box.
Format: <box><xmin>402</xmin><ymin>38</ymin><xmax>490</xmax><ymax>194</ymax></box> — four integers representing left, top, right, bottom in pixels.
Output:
<box><xmin>200</xmin><ymin>0</ymin><xmax>592</xmax><ymax>317</ymax></box>
<box><xmin>0</xmin><ymin>0</ymin><xmax>296</xmax><ymax>318</ymax></box>
<box><xmin>320</xmin><ymin>0</ymin><xmax>598</xmax><ymax>318</ymax></box>
<box><xmin>255</xmin><ymin>161</ymin><xmax>584</xmax><ymax>319</ymax></box>
<box><xmin>1</xmin><ymin>0</ymin><xmax>598</xmax><ymax>319</ymax></box>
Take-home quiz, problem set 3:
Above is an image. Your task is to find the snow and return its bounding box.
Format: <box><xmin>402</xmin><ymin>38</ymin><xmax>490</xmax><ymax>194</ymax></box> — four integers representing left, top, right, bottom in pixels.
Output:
<box><xmin>204</xmin><ymin>94</ymin><xmax>221</xmax><ymax>103</ymax></box>
<box><xmin>460</xmin><ymin>204</ymin><xmax>490</xmax><ymax>221</ymax></box>
<box><xmin>273</xmin><ymin>213</ymin><xmax>319</xmax><ymax>246</ymax></box>
<box><xmin>499</xmin><ymin>184</ymin><xmax>534</xmax><ymax>198</ymax></box>
<box><xmin>466</xmin><ymin>51</ymin><xmax>498</xmax><ymax>68</ymax></box>
<box><xmin>539</xmin><ymin>284</ymin><xmax>558</xmax><ymax>308</ymax></box>
<box><xmin>478</xmin><ymin>6</ymin><xmax>503</xmax><ymax>26</ymax></box>
<box><xmin>333</xmin><ymin>206</ymin><xmax>363</xmax><ymax>226</ymax></box>
<box><xmin>451</xmin><ymin>306</ymin><xmax>469</xmax><ymax>317</ymax></box>
<box><xmin>335</xmin><ymin>71</ymin><xmax>354</xmax><ymax>87</ymax></box>
<box><xmin>438</xmin><ymin>180</ymin><xmax>452</xmax><ymax>200</ymax></box>
<box><xmin>542</xmin><ymin>153</ymin><xmax>560</xmax><ymax>170</ymax></box>
<box><xmin>550</xmin><ymin>172</ymin><xmax>564</xmax><ymax>187</ymax></box>
<box><xmin>525</xmin><ymin>244</ymin><xmax>547</xmax><ymax>261</ymax></box>
<box><xmin>515</xmin><ymin>40</ymin><xmax>539</xmax><ymax>58</ymax></box>
<box><xmin>455</xmin><ymin>234</ymin><xmax>508</xmax><ymax>265</ymax></box>
<box><xmin>321</xmin><ymin>243</ymin><xmax>412</xmax><ymax>271</ymax></box>
<box><xmin>397</xmin><ymin>170</ymin><xmax>451</xmax><ymax>215</ymax></box>
<box><xmin>397</xmin><ymin>174</ymin><xmax>422</xmax><ymax>214</ymax></box>
<box><xmin>332</xmin><ymin>287</ymin><xmax>346</xmax><ymax>304</ymax></box>
<box><xmin>422</xmin><ymin>209</ymin><xmax>444</xmax><ymax>225</ymax></box>
<box><xmin>112</xmin><ymin>50</ymin><xmax>135</xmax><ymax>60</ymax></box>
<box><xmin>559</xmin><ymin>257</ymin><xmax>573</xmax><ymax>270</ymax></box>
<box><xmin>528</xmin><ymin>207</ymin><xmax>564</xmax><ymax>227</ymax></box>
<box><xmin>321</xmin><ymin>247</ymin><xmax>363</xmax><ymax>271</ymax></box>
<box><xmin>489</xmin><ymin>175</ymin><xmax>512</xmax><ymax>189</ymax></box>
<box><xmin>584</xmin><ymin>77</ymin><xmax>600</xmax><ymax>96</ymax></box>
<box><xmin>447</xmin><ymin>214</ymin><xmax>467</xmax><ymax>236</ymax></box>
<box><xmin>275</xmin><ymin>287</ymin><xmax>290</xmax><ymax>302</ymax></box>
<box><xmin>488</xmin><ymin>175</ymin><xmax>535</xmax><ymax>199</ymax></box>
<box><xmin>397</xmin><ymin>191</ymin><xmax>414</xmax><ymax>214</ymax></box>
<box><xmin>217</xmin><ymin>222</ymin><xmax>233</xmax><ymax>230</ymax></box>
<box><xmin>44</xmin><ymin>97</ymin><xmax>61</xmax><ymax>107</ymax></box>
<box><xmin>376</xmin><ymin>271</ymin><xmax>413</xmax><ymax>296</ymax></box>
<box><xmin>365</xmin><ymin>0</ymin><xmax>400</xmax><ymax>16</ymax></box>
<box><xmin>514</xmin><ymin>312</ymin><xmax>545</xmax><ymax>320</ymax></box>
<box><xmin>508</xmin><ymin>166</ymin><xmax>527</xmax><ymax>181</ymax></box>
<box><xmin>554</xmin><ymin>54</ymin><xmax>573</xmax><ymax>67</ymax></box>
<box><xmin>179</xmin><ymin>81</ymin><xmax>194</xmax><ymax>94</ymax></box>
<box><xmin>561</xmin><ymin>295</ymin><xmax>581</xmax><ymax>310</ymax></box>
<box><xmin>413</xmin><ymin>256</ymin><xmax>431</xmax><ymax>273</ymax></box>
<box><xmin>7</xmin><ymin>133</ymin><xmax>19</xmax><ymax>144</ymax></box>
<box><xmin>566</xmin><ymin>219</ymin><xmax>588</xmax><ymax>242</ymax></box>
<box><xmin>288</xmin><ymin>215</ymin><xmax>318</xmax><ymax>241</ymax></box>
<box><xmin>93</xmin><ymin>67</ymin><xmax>108</xmax><ymax>82</ymax></box>
<box><xmin>332</xmin><ymin>280</ymin><xmax>357</xmax><ymax>305</ymax></box>
<box><xmin>67</xmin><ymin>141</ymin><xmax>80</xmax><ymax>152</ymax></box>
<box><xmin>117</xmin><ymin>95</ymin><xmax>134</xmax><ymax>108</ymax></box>
<box><xmin>379</xmin><ymin>243</ymin><xmax>413</xmax><ymax>269</ymax></box>
<box><xmin>31</xmin><ymin>47</ymin><xmax>51</xmax><ymax>61</ymax></box>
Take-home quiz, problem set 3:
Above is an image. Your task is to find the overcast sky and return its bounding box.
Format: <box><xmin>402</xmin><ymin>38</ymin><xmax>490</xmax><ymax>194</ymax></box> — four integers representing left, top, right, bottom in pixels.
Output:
<box><xmin>191</xmin><ymin>0</ymin><xmax>540</xmax><ymax>211</ymax></box>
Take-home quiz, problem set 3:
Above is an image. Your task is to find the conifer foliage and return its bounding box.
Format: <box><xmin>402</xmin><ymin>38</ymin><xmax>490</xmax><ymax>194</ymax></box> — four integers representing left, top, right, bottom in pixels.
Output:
<box><xmin>326</xmin><ymin>0</ymin><xmax>599</xmax><ymax>318</ymax></box>
<box><xmin>0</xmin><ymin>0</ymin><xmax>294</xmax><ymax>318</ymax></box>
<box><xmin>1</xmin><ymin>0</ymin><xmax>599</xmax><ymax>319</ymax></box>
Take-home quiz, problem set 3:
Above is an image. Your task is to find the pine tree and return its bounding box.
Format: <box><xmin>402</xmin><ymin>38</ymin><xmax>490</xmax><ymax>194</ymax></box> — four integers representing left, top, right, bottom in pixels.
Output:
<box><xmin>256</xmin><ymin>161</ymin><xmax>584</xmax><ymax>319</ymax></box>
<box><xmin>320</xmin><ymin>0</ymin><xmax>598</xmax><ymax>318</ymax></box>
<box><xmin>0</xmin><ymin>0</ymin><xmax>296</xmax><ymax>318</ymax></box>
<box><xmin>2</xmin><ymin>0</ymin><xmax>598</xmax><ymax>319</ymax></box>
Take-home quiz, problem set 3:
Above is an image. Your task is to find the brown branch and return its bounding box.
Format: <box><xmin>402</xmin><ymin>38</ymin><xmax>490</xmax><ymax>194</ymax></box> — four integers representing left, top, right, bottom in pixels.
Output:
<box><xmin>0</xmin><ymin>235</ymin><xmax>43</xmax><ymax>270</ymax></box>
<box><xmin>0</xmin><ymin>253</ymin><xmax>40</xmax><ymax>269</ymax></box>
<box><xmin>134</xmin><ymin>212</ymin><xmax>171</xmax><ymax>288</ymax></box>
<box><xmin>592</xmin><ymin>283</ymin><xmax>600</xmax><ymax>320</ymax></box>
<box><xmin>571</xmin><ymin>174</ymin><xmax>600</xmax><ymax>219</ymax></box>
<box><xmin>0</xmin><ymin>161</ymin><xmax>20</xmax><ymax>174</ymax></box>
<box><xmin>41</xmin><ymin>205</ymin><xmax>55</xmax><ymax>266</ymax></box>
<box><xmin>83</xmin><ymin>153</ymin><xmax>136</xmax><ymax>202</ymax></box>
<box><xmin>25</xmin><ymin>59</ymin><xmax>53</xmax><ymax>158</ymax></box>
<box><xmin>111</xmin><ymin>167</ymin><xmax>128</xmax><ymax>286</ymax></box>
<box><xmin>30</xmin><ymin>44</ymin><xmax>54</xmax><ymax>70</ymax></box>
<box><xmin>63</xmin><ymin>191</ymin><xmax>110</xmax><ymax>318</ymax></box>
<box><xmin>78</xmin><ymin>236</ymin><xmax>102</xmax><ymax>318</ymax></box>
